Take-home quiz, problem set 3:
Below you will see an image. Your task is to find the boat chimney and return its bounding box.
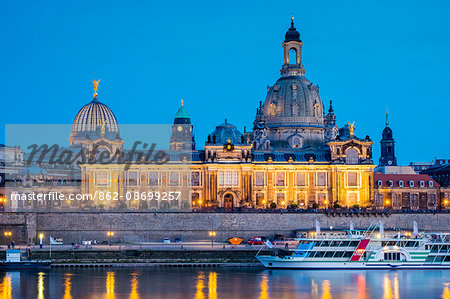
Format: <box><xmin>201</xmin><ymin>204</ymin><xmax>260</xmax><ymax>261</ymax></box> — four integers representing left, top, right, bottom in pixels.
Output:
<box><xmin>349</xmin><ymin>220</ymin><xmax>355</xmax><ymax>231</ymax></box>
<box><xmin>413</xmin><ymin>220</ymin><xmax>418</xmax><ymax>235</ymax></box>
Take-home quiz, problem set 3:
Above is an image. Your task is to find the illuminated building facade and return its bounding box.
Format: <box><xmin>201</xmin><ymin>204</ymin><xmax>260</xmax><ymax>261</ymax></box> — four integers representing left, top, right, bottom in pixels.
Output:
<box><xmin>79</xmin><ymin>19</ymin><xmax>375</xmax><ymax>211</ymax></box>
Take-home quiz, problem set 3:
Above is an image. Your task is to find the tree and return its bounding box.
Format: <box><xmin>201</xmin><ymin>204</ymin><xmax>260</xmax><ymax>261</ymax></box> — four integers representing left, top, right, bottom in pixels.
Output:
<box><xmin>270</xmin><ymin>202</ymin><xmax>277</xmax><ymax>209</ymax></box>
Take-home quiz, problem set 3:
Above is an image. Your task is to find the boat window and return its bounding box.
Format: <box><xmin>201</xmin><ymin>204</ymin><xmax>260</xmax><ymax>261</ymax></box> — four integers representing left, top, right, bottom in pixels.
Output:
<box><xmin>343</xmin><ymin>251</ymin><xmax>353</xmax><ymax>258</ymax></box>
<box><xmin>315</xmin><ymin>251</ymin><xmax>325</xmax><ymax>258</ymax></box>
<box><xmin>321</xmin><ymin>241</ymin><xmax>330</xmax><ymax>247</ymax></box>
<box><xmin>383</xmin><ymin>252</ymin><xmax>401</xmax><ymax>261</ymax></box>
<box><xmin>341</xmin><ymin>241</ymin><xmax>350</xmax><ymax>247</ymax></box>
<box><xmin>350</xmin><ymin>241</ymin><xmax>359</xmax><ymax>247</ymax></box>
<box><xmin>330</xmin><ymin>241</ymin><xmax>340</xmax><ymax>247</ymax></box>
<box><xmin>334</xmin><ymin>251</ymin><xmax>345</xmax><ymax>258</ymax></box>
<box><xmin>405</xmin><ymin>241</ymin><xmax>416</xmax><ymax>247</ymax></box>
<box><xmin>324</xmin><ymin>251</ymin><xmax>334</xmax><ymax>258</ymax></box>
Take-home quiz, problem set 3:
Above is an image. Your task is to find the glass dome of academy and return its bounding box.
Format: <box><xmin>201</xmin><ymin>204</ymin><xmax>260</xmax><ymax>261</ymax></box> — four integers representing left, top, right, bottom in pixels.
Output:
<box><xmin>9</xmin><ymin>18</ymin><xmax>376</xmax><ymax>212</ymax></box>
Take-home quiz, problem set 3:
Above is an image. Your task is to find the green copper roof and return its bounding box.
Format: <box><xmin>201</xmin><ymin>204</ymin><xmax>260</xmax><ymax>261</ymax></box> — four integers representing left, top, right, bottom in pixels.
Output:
<box><xmin>175</xmin><ymin>105</ymin><xmax>190</xmax><ymax>119</ymax></box>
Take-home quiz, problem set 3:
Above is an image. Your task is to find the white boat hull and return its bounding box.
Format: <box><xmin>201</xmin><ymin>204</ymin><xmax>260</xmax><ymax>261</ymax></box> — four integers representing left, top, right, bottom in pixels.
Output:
<box><xmin>256</xmin><ymin>256</ymin><xmax>450</xmax><ymax>269</ymax></box>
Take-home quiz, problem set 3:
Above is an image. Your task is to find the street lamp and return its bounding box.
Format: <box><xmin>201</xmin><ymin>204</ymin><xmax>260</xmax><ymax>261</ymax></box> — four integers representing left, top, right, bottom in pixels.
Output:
<box><xmin>209</xmin><ymin>231</ymin><xmax>216</xmax><ymax>247</ymax></box>
<box><xmin>39</xmin><ymin>233</ymin><xmax>44</xmax><ymax>249</ymax></box>
<box><xmin>4</xmin><ymin>231</ymin><xmax>12</xmax><ymax>248</ymax></box>
<box><xmin>107</xmin><ymin>231</ymin><xmax>114</xmax><ymax>247</ymax></box>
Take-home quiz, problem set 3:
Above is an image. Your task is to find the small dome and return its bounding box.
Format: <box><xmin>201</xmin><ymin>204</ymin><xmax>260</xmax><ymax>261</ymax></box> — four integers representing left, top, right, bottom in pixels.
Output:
<box><xmin>210</xmin><ymin>119</ymin><xmax>244</xmax><ymax>145</ymax></box>
<box><xmin>284</xmin><ymin>18</ymin><xmax>301</xmax><ymax>42</ymax></box>
<box><xmin>70</xmin><ymin>97</ymin><xmax>119</xmax><ymax>141</ymax></box>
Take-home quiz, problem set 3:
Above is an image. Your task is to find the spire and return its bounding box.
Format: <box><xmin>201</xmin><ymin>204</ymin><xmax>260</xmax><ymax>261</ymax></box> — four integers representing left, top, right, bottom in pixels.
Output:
<box><xmin>181</xmin><ymin>99</ymin><xmax>184</xmax><ymax>107</ymax></box>
<box><xmin>385</xmin><ymin>107</ymin><xmax>389</xmax><ymax>127</ymax></box>
<box><xmin>291</xmin><ymin>15</ymin><xmax>294</xmax><ymax>28</ymax></box>
<box><xmin>325</xmin><ymin>100</ymin><xmax>336</xmax><ymax>127</ymax></box>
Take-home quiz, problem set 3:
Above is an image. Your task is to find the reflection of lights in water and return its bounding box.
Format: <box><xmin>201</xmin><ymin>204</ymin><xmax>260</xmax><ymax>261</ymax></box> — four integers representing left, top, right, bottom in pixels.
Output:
<box><xmin>106</xmin><ymin>271</ymin><xmax>115</xmax><ymax>299</ymax></box>
<box><xmin>63</xmin><ymin>273</ymin><xmax>73</xmax><ymax>299</ymax></box>
<box><xmin>0</xmin><ymin>273</ymin><xmax>12</xmax><ymax>299</ymax></box>
<box><xmin>443</xmin><ymin>283</ymin><xmax>450</xmax><ymax>299</ymax></box>
<box><xmin>195</xmin><ymin>272</ymin><xmax>205</xmax><ymax>299</ymax></box>
<box><xmin>130</xmin><ymin>273</ymin><xmax>139</xmax><ymax>299</ymax></box>
<box><xmin>383</xmin><ymin>274</ymin><xmax>401</xmax><ymax>299</ymax></box>
<box><xmin>357</xmin><ymin>275</ymin><xmax>366</xmax><ymax>298</ymax></box>
<box><xmin>321</xmin><ymin>280</ymin><xmax>331</xmax><ymax>299</ymax></box>
<box><xmin>259</xmin><ymin>274</ymin><xmax>268</xmax><ymax>299</ymax></box>
<box><xmin>38</xmin><ymin>272</ymin><xmax>45</xmax><ymax>299</ymax></box>
<box><xmin>208</xmin><ymin>272</ymin><xmax>217</xmax><ymax>299</ymax></box>
<box><xmin>311</xmin><ymin>279</ymin><xmax>318</xmax><ymax>297</ymax></box>
<box><xmin>393</xmin><ymin>273</ymin><xmax>399</xmax><ymax>299</ymax></box>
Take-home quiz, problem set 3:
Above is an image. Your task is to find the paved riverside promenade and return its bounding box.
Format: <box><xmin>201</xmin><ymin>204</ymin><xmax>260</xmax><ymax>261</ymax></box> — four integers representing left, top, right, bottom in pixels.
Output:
<box><xmin>1</xmin><ymin>211</ymin><xmax>449</xmax><ymax>245</ymax></box>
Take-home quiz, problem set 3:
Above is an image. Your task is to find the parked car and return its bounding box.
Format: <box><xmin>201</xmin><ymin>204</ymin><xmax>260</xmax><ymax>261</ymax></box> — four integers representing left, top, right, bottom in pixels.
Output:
<box><xmin>174</xmin><ymin>237</ymin><xmax>182</xmax><ymax>243</ymax></box>
<box><xmin>248</xmin><ymin>237</ymin><xmax>264</xmax><ymax>245</ymax></box>
<box><xmin>162</xmin><ymin>238</ymin><xmax>171</xmax><ymax>244</ymax></box>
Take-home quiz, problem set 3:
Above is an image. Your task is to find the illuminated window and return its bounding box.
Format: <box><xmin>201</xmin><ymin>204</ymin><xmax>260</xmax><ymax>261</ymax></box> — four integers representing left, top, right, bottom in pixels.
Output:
<box><xmin>191</xmin><ymin>172</ymin><xmax>201</xmax><ymax>187</ymax></box>
<box><xmin>345</xmin><ymin>148</ymin><xmax>359</xmax><ymax>165</ymax></box>
<box><xmin>225</xmin><ymin>172</ymin><xmax>232</xmax><ymax>185</ymax></box>
<box><xmin>219</xmin><ymin>172</ymin><xmax>224</xmax><ymax>186</ymax></box>
<box><xmin>219</xmin><ymin>172</ymin><xmax>238</xmax><ymax>186</ymax></box>
<box><xmin>128</xmin><ymin>171</ymin><xmax>139</xmax><ymax>187</ymax></box>
<box><xmin>256</xmin><ymin>193</ymin><xmax>265</xmax><ymax>205</ymax></box>
<box><xmin>169</xmin><ymin>172</ymin><xmax>180</xmax><ymax>186</ymax></box>
<box><xmin>296</xmin><ymin>173</ymin><xmax>306</xmax><ymax>187</ymax></box>
<box><xmin>375</xmin><ymin>193</ymin><xmax>384</xmax><ymax>207</ymax></box>
<box><xmin>410</xmin><ymin>194</ymin><xmax>419</xmax><ymax>208</ymax></box>
<box><xmin>255</xmin><ymin>172</ymin><xmax>265</xmax><ymax>186</ymax></box>
<box><xmin>316</xmin><ymin>173</ymin><xmax>327</xmax><ymax>187</ymax></box>
<box><xmin>276</xmin><ymin>172</ymin><xmax>285</xmax><ymax>186</ymax></box>
<box><xmin>428</xmin><ymin>194</ymin><xmax>436</xmax><ymax>207</ymax></box>
<box><xmin>297</xmin><ymin>192</ymin><xmax>306</xmax><ymax>207</ymax></box>
<box><xmin>347</xmin><ymin>172</ymin><xmax>358</xmax><ymax>187</ymax></box>
<box><xmin>233</xmin><ymin>172</ymin><xmax>239</xmax><ymax>186</ymax></box>
<box><xmin>393</xmin><ymin>193</ymin><xmax>401</xmax><ymax>209</ymax></box>
<box><xmin>277</xmin><ymin>193</ymin><xmax>285</xmax><ymax>203</ymax></box>
<box><xmin>95</xmin><ymin>171</ymin><xmax>109</xmax><ymax>187</ymax></box>
<box><xmin>148</xmin><ymin>172</ymin><xmax>159</xmax><ymax>187</ymax></box>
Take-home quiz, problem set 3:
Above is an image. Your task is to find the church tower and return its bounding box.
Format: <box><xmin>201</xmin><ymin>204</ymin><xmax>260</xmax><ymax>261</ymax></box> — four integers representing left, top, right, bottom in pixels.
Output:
<box><xmin>170</xmin><ymin>100</ymin><xmax>195</xmax><ymax>151</ymax></box>
<box><xmin>379</xmin><ymin>110</ymin><xmax>397</xmax><ymax>166</ymax></box>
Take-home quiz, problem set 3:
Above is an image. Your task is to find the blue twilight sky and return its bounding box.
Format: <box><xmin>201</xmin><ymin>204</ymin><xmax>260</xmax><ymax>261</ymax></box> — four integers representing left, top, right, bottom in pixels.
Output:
<box><xmin>1</xmin><ymin>0</ymin><xmax>449</xmax><ymax>165</ymax></box>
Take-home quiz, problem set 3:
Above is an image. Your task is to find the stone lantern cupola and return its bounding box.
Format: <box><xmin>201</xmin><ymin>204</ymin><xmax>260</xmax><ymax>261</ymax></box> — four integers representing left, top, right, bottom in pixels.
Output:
<box><xmin>281</xmin><ymin>17</ymin><xmax>305</xmax><ymax>77</ymax></box>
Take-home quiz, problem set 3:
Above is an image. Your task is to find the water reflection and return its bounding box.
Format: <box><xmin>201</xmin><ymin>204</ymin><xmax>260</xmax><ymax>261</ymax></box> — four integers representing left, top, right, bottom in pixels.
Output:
<box><xmin>195</xmin><ymin>271</ymin><xmax>205</xmax><ymax>299</ymax></box>
<box><xmin>443</xmin><ymin>283</ymin><xmax>450</xmax><ymax>299</ymax></box>
<box><xmin>259</xmin><ymin>273</ymin><xmax>268</xmax><ymax>299</ymax></box>
<box><xmin>37</xmin><ymin>272</ymin><xmax>44</xmax><ymax>299</ymax></box>
<box><xmin>321</xmin><ymin>280</ymin><xmax>331</xmax><ymax>299</ymax></box>
<box><xmin>106</xmin><ymin>271</ymin><xmax>115</xmax><ymax>299</ymax></box>
<box><xmin>0</xmin><ymin>268</ymin><xmax>448</xmax><ymax>298</ymax></box>
<box><xmin>0</xmin><ymin>273</ymin><xmax>12</xmax><ymax>299</ymax></box>
<box><xmin>208</xmin><ymin>272</ymin><xmax>217</xmax><ymax>299</ymax></box>
<box><xmin>63</xmin><ymin>273</ymin><xmax>73</xmax><ymax>299</ymax></box>
<box><xmin>130</xmin><ymin>273</ymin><xmax>139</xmax><ymax>299</ymax></box>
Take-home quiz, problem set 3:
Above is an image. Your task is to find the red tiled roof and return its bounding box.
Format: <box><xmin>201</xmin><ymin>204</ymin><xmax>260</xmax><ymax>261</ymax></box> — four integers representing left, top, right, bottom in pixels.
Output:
<box><xmin>374</xmin><ymin>173</ymin><xmax>440</xmax><ymax>188</ymax></box>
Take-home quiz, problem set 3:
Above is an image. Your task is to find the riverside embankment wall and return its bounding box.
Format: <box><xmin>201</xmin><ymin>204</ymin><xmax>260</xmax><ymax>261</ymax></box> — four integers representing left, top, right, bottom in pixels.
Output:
<box><xmin>0</xmin><ymin>212</ymin><xmax>449</xmax><ymax>244</ymax></box>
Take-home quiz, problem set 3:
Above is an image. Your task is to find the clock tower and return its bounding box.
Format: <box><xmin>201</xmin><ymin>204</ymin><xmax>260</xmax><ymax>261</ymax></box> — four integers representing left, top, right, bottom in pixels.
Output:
<box><xmin>170</xmin><ymin>100</ymin><xmax>195</xmax><ymax>151</ymax></box>
<box><xmin>379</xmin><ymin>111</ymin><xmax>397</xmax><ymax>166</ymax></box>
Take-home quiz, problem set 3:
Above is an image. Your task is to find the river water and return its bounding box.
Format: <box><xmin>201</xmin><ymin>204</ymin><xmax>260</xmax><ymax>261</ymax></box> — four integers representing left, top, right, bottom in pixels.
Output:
<box><xmin>0</xmin><ymin>267</ymin><xmax>449</xmax><ymax>298</ymax></box>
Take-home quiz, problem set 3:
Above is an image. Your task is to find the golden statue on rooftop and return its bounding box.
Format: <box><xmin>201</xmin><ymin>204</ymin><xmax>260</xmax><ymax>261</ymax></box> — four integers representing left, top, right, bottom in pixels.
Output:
<box><xmin>92</xmin><ymin>79</ymin><xmax>101</xmax><ymax>97</ymax></box>
<box><xmin>347</xmin><ymin>121</ymin><xmax>355</xmax><ymax>136</ymax></box>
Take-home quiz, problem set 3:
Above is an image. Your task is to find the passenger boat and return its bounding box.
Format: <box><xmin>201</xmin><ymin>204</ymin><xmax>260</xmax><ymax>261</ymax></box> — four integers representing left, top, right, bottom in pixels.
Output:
<box><xmin>0</xmin><ymin>250</ymin><xmax>51</xmax><ymax>269</ymax></box>
<box><xmin>256</xmin><ymin>228</ymin><xmax>450</xmax><ymax>269</ymax></box>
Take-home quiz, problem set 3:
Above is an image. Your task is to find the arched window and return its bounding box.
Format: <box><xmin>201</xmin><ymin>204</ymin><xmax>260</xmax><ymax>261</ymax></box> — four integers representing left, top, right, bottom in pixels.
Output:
<box><xmin>345</xmin><ymin>148</ymin><xmax>359</xmax><ymax>165</ymax></box>
<box><xmin>289</xmin><ymin>48</ymin><xmax>297</xmax><ymax>64</ymax></box>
